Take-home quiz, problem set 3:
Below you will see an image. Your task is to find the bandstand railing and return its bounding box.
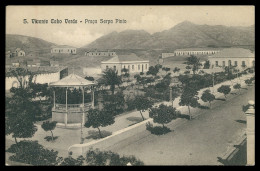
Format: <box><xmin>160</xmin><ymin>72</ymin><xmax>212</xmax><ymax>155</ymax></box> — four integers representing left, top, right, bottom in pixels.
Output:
<box><xmin>53</xmin><ymin>102</ymin><xmax>92</xmax><ymax>111</ymax></box>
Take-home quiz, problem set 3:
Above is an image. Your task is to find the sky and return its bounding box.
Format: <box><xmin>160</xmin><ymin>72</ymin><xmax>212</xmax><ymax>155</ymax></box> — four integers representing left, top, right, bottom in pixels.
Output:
<box><xmin>6</xmin><ymin>6</ymin><xmax>255</xmax><ymax>48</ymax></box>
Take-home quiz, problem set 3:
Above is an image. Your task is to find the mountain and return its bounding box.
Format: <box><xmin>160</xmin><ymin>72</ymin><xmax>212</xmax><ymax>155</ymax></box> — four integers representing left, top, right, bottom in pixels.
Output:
<box><xmin>84</xmin><ymin>30</ymin><xmax>151</xmax><ymax>49</ymax></box>
<box><xmin>82</xmin><ymin>21</ymin><xmax>255</xmax><ymax>50</ymax></box>
<box><xmin>5</xmin><ymin>34</ymin><xmax>57</xmax><ymax>53</ymax></box>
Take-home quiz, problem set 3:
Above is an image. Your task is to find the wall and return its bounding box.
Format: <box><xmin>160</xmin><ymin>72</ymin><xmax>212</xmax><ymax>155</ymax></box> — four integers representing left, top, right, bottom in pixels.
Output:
<box><xmin>67</xmin><ymin>111</ymin><xmax>83</xmax><ymax>123</ymax></box>
<box><xmin>52</xmin><ymin>110</ymin><xmax>65</xmax><ymax>123</ymax></box>
<box><xmin>5</xmin><ymin>71</ymin><xmax>60</xmax><ymax>91</ymax></box>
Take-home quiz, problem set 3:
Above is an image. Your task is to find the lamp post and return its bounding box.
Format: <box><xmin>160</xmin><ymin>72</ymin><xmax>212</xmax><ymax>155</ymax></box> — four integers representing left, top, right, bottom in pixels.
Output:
<box><xmin>169</xmin><ymin>82</ymin><xmax>175</xmax><ymax>107</ymax></box>
<box><xmin>212</xmin><ymin>72</ymin><xmax>215</xmax><ymax>93</ymax></box>
<box><xmin>245</xmin><ymin>100</ymin><xmax>255</xmax><ymax>166</ymax></box>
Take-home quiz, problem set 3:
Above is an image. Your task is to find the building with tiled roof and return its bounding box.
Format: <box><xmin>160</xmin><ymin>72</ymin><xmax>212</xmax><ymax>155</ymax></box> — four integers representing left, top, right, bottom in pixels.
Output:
<box><xmin>101</xmin><ymin>53</ymin><xmax>149</xmax><ymax>75</ymax></box>
<box><xmin>208</xmin><ymin>48</ymin><xmax>255</xmax><ymax>69</ymax></box>
<box><xmin>51</xmin><ymin>45</ymin><xmax>76</xmax><ymax>54</ymax></box>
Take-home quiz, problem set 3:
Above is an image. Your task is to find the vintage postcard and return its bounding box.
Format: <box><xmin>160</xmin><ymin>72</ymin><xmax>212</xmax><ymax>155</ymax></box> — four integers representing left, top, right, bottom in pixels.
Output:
<box><xmin>5</xmin><ymin>5</ymin><xmax>255</xmax><ymax>166</ymax></box>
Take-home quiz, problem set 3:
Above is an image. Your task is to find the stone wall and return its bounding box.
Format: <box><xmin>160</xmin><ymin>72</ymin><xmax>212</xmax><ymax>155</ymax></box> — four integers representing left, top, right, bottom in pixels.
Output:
<box><xmin>5</xmin><ymin>72</ymin><xmax>60</xmax><ymax>91</ymax></box>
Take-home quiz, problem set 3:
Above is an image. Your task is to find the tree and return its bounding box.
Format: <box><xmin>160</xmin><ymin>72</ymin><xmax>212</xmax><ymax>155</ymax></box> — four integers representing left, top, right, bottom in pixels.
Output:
<box><xmin>162</xmin><ymin>67</ymin><xmax>170</xmax><ymax>73</ymax></box>
<box><xmin>59</xmin><ymin>156</ymin><xmax>85</xmax><ymax>166</ymax></box>
<box><xmin>84</xmin><ymin>108</ymin><xmax>115</xmax><ymax>138</ymax></box>
<box><xmin>6</xmin><ymin>68</ymin><xmax>40</xmax><ymax>147</ymax></box>
<box><xmin>201</xmin><ymin>89</ymin><xmax>215</xmax><ymax>108</ymax></box>
<box><xmin>102</xmin><ymin>68</ymin><xmax>122</xmax><ymax>95</ymax></box>
<box><xmin>6</xmin><ymin>95</ymin><xmax>38</xmax><ymax>146</ymax></box>
<box><xmin>103</xmin><ymin>91</ymin><xmax>125</xmax><ymax>116</ymax></box>
<box><xmin>147</xmin><ymin>66</ymin><xmax>159</xmax><ymax>76</ymax></box>
<box><xmin>85</xmin><ymin>148</ymin><xmax>144</xmax><ymax>166</ymax></box>
<box><xmin>173</xmin><ymin>67</ymin><xmax>180</xmax><ymax>73</ymax></box>
<box><xmin>8</xmin><ymin>67</ymin><xmax>35</xmax><ymax>89</ymax></box>
<box><xmin>149</xmin><ymin>104</ymin><xmax>179</xmax><ymax>128</ymax></box>
<box><xmin>41</xmin><ymin>121</ymin><xmax>57</xmax><ymax>141</ymax></box>
<box><xmin>203</xmin><ymin>60</ymin><xmax>210</xmax><ymax>69</ymax></box>
<box><xmin>85</xmin><ymin>76</ymin><xmax>95</xmax><ymax>81</ymax></box>
<box><xmin>233</xmin><ymin>83</ymin><xmax>241</xmax><ymax>94</ymax></box>
<box><xmin>217</xmin><ymin>85</ymin><xmax>231</xmax><ymax>99</ymax></box>
<box><xmin>7</xmin><ymin>140</ymin><xmax>61</xmax><ymax>166</ymax></box>
<box><xmin>245</xmin><ymin>79</ymin><xmax>252</xmax><ymax>86</ymax></box>
<box><xmin>184</xmin><ymin>55</ymin><xmax>202</xmax><ymax>75</ymax></box>
<box><xmin>134</xmin><ymin>96</ymin><xmax>154</xmax><ymax>121</ymax></box>
<box><xmin>179</xmin><ymin>86</ymin><xmax>199</xmax><ymax>120</ymax></box>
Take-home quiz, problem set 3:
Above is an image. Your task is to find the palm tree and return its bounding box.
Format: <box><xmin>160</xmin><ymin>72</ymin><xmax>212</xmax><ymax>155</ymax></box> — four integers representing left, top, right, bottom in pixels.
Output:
<box><xmin>102</xmin><ymin>68</ymin><xmax>122</xmax><ymax>95</ymax></box>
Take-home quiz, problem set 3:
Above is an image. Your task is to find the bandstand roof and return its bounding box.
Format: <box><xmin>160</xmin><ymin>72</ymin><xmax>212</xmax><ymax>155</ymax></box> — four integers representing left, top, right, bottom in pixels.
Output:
<box><xmin>49</xmin><ymin>73</ymin><xmax>96</xmax><ymax>87</ymax></box>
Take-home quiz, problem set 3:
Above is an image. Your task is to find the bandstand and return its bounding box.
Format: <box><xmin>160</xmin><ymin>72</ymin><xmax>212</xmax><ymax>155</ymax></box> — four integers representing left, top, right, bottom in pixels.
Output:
<box><xmin>49</xmin><ymin>73</ymin><xmax>96</xmax><ymax>128</ymax></box>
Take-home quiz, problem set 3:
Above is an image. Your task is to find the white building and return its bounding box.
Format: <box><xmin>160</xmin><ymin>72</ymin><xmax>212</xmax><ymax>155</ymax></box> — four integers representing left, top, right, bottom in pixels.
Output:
<box><xmin>101</xmin><ymin>53</ymin><xmax>149</xmax><ymax>75</ymax></box>
<box><xmin>85</xmin><ymin>50</ymin><xmax>116</xmax><ymax>57</ymax></box>
<box><xmin>174</xmin><ymin>48</ymin><xmax>221</xmax><ymax>56</ymax></box>
<box><xmin>51</xmin><ymin>45</ymin><xmax>77</xmax><ymax>54</ymax></box>
<box><xmin>208</xmin><ymin>48</ymin><xmax>255</xmax><ymax>70</ymax></box>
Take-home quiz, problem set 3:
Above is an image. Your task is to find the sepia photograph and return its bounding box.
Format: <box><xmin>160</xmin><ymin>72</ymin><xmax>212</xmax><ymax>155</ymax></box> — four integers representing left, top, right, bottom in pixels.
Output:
<box><xmin>5</xmin><ymin>5</ymin><xmax>255</xmax><ymax>166</ymax></box>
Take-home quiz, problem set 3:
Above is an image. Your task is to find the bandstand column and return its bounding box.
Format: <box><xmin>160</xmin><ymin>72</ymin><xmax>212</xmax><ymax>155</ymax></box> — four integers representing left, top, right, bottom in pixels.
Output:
<box><xmin>53</xmin><ymin>90</ymin><xmax>56</xmax><ymax>110</ymax></box>
<box><xmin>65</xmin><ymin>87</ymin><xmax>68</xmax><ymax>127</ymax></box>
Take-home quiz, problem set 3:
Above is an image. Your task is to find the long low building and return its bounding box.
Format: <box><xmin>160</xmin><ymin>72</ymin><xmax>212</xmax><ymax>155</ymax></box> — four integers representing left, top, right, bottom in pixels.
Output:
<box><xmin>101</xmin><ymin>53</ymin><xmax>149</xmax><ymax>75</ymax></box>
<box><xmin>162</xmin><ymin>48</ymin><xmax>222</xmax><ymax>58</ymax></box>
<box><xmin>208</xmin><ymin>48</ymin><xmax>255</xmax><ymax>70</ymax></box>
<box><xmin>51</xmin><ymin>45</ymin><xmax>77</xmax><ymax>54</ymax></box>
<box><xmin>85</xmin><ymin>50</ymin><xmax>116</xmax><ymax>57</ymax></box>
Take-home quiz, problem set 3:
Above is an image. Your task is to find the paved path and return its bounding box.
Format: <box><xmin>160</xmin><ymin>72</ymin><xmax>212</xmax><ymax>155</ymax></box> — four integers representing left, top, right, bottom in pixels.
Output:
<box><xmin>106</xmin><ymin>84</ymin><xmax>254</xmax><ymax>165</ymax></box>
<box><xmin>5</xmin><ymin>73</ymin><xmax>254</xmax><ymax>160</ymax></box>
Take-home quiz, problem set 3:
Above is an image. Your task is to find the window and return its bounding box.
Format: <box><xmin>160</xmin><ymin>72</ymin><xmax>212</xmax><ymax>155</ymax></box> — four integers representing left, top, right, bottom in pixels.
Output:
<box><xmin>234</xmin><ymin>61</ymin><xmax>238</xmax><ymax>66</ymax></box>
<box><xmin>215</xmin><ymin>61</ymin><xmax>218</xmax><ymax>67</ymax></box>
<box><xmin>106</xmin><ymin>65</ymin><xmax>108</xmax><ymax>69</ymax></box>
<box><xmin>114</xmin><ymin>66</ymin><xmax>116</xmax><ymax>70</ymax></box>
<box><xmin>228</xmin><ymin>60</ymin><xmax>232</xmax><ymax>66</ymax></box>
<box><xmin>128</xmin><ymin>65</ymin><xmax>130</xmax><ymax>70</ymax></box>
<box><xmin>132</xmin><ymin>65</ymin><xmax>134</xmax><ymax>70</ymax></box>
<box><xmin>222</xmin><ymin>61</ymin><xmax>225</xmax><ymax>67</ymax></box>
<box><xmin>242</xmin><ymin>61</ymin><xmax>246</xmax><ymax>67</ymax></box>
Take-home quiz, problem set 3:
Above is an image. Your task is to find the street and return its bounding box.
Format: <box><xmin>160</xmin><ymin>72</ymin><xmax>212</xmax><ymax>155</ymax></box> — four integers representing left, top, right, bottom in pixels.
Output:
<box><xmin>106</xmin><ymin>85</ymin><xmax>254</xmax><ymax>165</ymax></box>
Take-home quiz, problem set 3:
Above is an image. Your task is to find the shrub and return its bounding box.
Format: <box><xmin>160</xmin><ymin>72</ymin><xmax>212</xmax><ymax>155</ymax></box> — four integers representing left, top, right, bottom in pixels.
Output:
<box><xmin>217</xmin><ymin>85</ymin><xmax>231</xmax><ymax>99</ymax></box>
<box><xmin>149</xmin><ymin>126</ymin><xmax>171</xmax><ymax>135</ymax></box>
<box><xmin>85</xmin><ymin>148</ymin><xmax>144</xmax><ymax>166</ymax></box>
<box><xmin>7</xmin><ymin>140</ymin><xmax>60</xmax><ymax>165</ymax></box>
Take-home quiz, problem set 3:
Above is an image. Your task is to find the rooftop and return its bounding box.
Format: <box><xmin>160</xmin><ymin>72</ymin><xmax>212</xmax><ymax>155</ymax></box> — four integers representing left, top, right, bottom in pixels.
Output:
<box><xmin>102</xmin><ymin>53</ymin><xmax>148</xmax><ymax>63</ymax></box>
<box><xmin>49</xmin><ymin>73</ymin><xmax>96</xmax><ymax>87</ymax></box>
<box><xmin>175</xmin><ymin>47</ymin><xmax>223</xmax><ymax>51</ymax></box>
<box><xmin>209</xmin><ymin>48</ymin><xmax>255</xmax><ymax>58</ymax></box>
